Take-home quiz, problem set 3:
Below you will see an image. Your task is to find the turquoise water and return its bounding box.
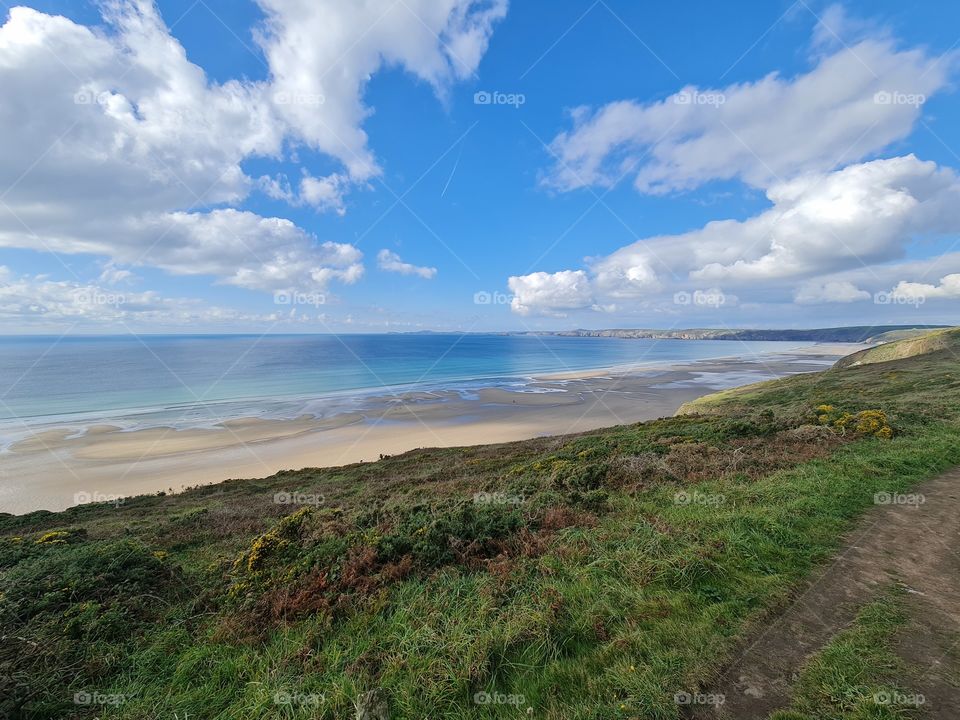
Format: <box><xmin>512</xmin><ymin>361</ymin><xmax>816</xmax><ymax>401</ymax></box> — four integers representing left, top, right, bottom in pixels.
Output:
<box><xmin>0</xmin><ymin>334</ymin><xmax>812</xmax><ymax>441</ymax></box>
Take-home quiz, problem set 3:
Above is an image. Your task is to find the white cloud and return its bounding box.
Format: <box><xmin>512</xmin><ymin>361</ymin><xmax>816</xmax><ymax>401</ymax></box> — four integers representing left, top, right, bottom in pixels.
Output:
<box><xmin>691</xmin><ymin>156</ymin><xmax>960</xmax><ymax>284</ymax></box>
<box><xmin>377</xmin><ymin>250</ymin><xmax>438</xmax><ymax>279</ymax></box>
<box><xmin>256</xmin><ymin>0</ymin><xmax>507</xmax><ymax>181</ymax></box>
<box><xmin>0</xmin><ymin>204</ymin><xmax>365</xmax><ymax>293</ymax></box>
<box><xmin>0</xmin><ymin>0</ymin><xmax>505</xmax><ymax>300</ymax></box>
<box><xmin>784</xmin><ymin>251</ymin><xmax>960</xmax><ymax>302</ymax></box>
<box><xmin>810</xmin><ymin>4</ymin><xmax>883</xmax><ymax>52</ymax></box>
<box><xmin>513</xmin><ymin>156</ymin><xmax>960</xmax><ymax>315</ymax></box>
<box><xmin>794</xmin><ymin>280</ymin><xmax>871</xmax><ymax>304</ymax></box>
<box><xmin>507</xmin><ymin>270</ymin><xmax>593</xmax><ymax>316</ymax></box>
<box><xmin>518</xmin><ymin>15</ymin><xmax>960</xmax><ymax>323</ymax></box>
<box><xmin>544</xmin><ymin>36</ymin><xmax>953</xmax><ymax>195</ymax></box>
<box><xmin>0</xmin><ymin>266</ymin><xmax>277</xmax><ymax>328</ymax></box>
<box><xmin>889</xmin><ymin>274</ymin><xmax>960</xmax><ymax>300</ymax></box>
<box><xmin>98</xmin><ymin>263</ymin><xmax>136</xmax><ymax>286</ymax></box>
<box><xmin>299</xmin><ymin>173</ymin><xmax>349</xmax><ymax>216</ymax></box>
<box><xmin>258</xmin><ymin>174</ymin><xmax>296</xmax><ymax>203</ymax></box>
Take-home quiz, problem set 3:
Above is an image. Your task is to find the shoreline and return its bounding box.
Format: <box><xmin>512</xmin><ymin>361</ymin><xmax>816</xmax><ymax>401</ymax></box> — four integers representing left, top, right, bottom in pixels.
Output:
<box><xmin>0</xmin><ymin>342</ymin><xmax>867</xmax><ymax>514</ymax></box>
<box><xmin>0</xmin><ymin>341</ymin><xmax>835</xmax><ymax>445</ymax></box>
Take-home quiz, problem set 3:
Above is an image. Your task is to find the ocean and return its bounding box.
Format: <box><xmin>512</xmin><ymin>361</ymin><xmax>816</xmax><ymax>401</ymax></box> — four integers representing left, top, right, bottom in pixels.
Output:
<box><xmin>0</xmin><ymin>334</ymin><xmax>813</xmax><ymax>447</ymax></box>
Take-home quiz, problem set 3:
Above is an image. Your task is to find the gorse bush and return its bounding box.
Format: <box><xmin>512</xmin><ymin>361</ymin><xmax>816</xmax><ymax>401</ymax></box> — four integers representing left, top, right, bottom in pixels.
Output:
<box><xmin>376</xmin><ymin>500</ymin><xmax>525</xmax><ymax>567</ymax></box>
<box><xmin>815</xmin><ymin>405</ymin><xmax>894</xmax><ymax>439</ymax></box>
<box><xmin>3</xmin><ymin>537</ymin><xmax>174</xmax><ymax>631</ymax></box>
<box><xmin>0</xmin><ymin>537</ymin><xmax>183</xmax><ymax>718</ymax></box>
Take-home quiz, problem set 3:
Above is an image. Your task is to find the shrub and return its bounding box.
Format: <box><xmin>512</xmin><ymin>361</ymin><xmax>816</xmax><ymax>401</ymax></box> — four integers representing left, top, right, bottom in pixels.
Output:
<box><xmin>34</xmin><ymin>527</ymin><xmax>86</xmax><ymax>545</ymax></box>
<box><xmin>0</xmin><ymin>539</ymin><xmax>181</xmax><ymax>719</ymax></box>
<box><xmin>813</xmin><ymin>405</ymin><xmax>894</xmax><ymax>439</ymax></box>
<box><xmin>853</xmin><ymin>409</ymin><xmax>892</xmax><ymax>437</ymax></box>
<box><xmin>551</xmin><ymin>461</ymin><xmax>610</xmax><ymax>492</ymax></box>
<box><xmin>237</xmin><ymin>506</ymin><xmax>314</xmax><ymax>573</ymax></box>
<box><xmin>377</xmin><ymin>501</ymin><xmax>524</xmax><ymax>568</ymax></box>
<box><xmin>2</xmin><ymin>538</ymin><xmax>175</xmax><ymax>634</ymax></box>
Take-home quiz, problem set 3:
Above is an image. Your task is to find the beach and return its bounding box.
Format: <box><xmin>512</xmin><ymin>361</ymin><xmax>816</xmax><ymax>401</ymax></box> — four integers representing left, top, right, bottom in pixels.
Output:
<box><xmin>0</xmin><ymin>343</ymin><xmax>865</xmax><ymax>514</ymax></box>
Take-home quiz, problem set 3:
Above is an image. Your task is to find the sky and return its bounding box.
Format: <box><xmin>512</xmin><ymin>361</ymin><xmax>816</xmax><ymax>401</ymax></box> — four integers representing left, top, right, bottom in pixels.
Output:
<box><xmin>1</xmin><ymin>0</ymin><xmax>959</xmax><ymax>334</ymax></box>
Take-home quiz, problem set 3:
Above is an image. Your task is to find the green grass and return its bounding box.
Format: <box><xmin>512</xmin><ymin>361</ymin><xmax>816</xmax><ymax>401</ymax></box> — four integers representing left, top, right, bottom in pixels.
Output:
<box><xmin>771</xmin><ymin>590</ymin><xmax>922</xmax><ymax>720</ymax></box>
<box><xmin>3</xmin><ymin>329</ymin><xmax>960</xmax><ymax>719</ymax></box>
<box><xmin>834</xmin><ymin>327</ymin><xmax>960</xmax><ymax>370</ymax></box>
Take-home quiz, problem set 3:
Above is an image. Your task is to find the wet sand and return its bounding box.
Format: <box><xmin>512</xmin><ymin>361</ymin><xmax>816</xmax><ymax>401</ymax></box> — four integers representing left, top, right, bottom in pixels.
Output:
<box><xmin>0</xmin><ymin>344</ymin><xmax>865</xmax><ymax>514</ymax></box>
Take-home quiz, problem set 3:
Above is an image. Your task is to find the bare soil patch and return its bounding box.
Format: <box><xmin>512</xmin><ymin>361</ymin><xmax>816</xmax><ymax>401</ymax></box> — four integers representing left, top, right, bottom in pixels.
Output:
<box><xmin>692</xmin><ymin>467</ymin><xmax>960</xmax><ymax>718</ymax></box>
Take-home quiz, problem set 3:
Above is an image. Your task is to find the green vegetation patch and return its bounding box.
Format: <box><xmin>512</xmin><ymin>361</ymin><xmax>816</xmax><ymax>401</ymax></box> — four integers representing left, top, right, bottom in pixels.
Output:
<box><xmin>772</xmin><ymin>590</ymin><xmax>923</xmax><ymax>720</ymax></box>
<box><xmin>2</xmin><ymin>328</ymin><xmax>959</xmax><ymax>718</ymax></box>
<box><xmin>0</xmin><ymin>536</ymin><xmax>191</xmax><ymax>719</ymax></box>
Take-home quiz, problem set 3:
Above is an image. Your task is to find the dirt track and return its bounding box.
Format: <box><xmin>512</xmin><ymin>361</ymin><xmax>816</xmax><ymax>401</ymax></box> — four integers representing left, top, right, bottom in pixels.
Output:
<box><xmin>692</xmin><ymin>467</ymin><xmax>960</xmax><ymax>719</ymax></box>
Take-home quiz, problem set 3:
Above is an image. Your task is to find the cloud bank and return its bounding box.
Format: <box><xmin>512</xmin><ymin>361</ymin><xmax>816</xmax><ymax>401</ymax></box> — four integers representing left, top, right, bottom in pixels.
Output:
<box><xmin>514</xmin><ymin>22</ymin><xmax>960</xmax><ymax>322</ymax></box>
<box><xmin>0</xmin><ymin>0</ymin><xmax>505</xmax><ymax>298</ymax></box>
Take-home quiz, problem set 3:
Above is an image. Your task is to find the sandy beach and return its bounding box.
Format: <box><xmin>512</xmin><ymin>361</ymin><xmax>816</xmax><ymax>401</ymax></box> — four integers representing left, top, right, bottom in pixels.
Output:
<box><xmin>0</xmin><ymin>343</ymin><xmax>866</xmax><ymax>514</ymax></box>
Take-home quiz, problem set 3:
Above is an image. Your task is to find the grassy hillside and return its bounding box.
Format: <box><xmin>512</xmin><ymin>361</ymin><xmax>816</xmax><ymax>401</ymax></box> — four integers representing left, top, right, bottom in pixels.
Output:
<box><xmin>833</xmin><ymin>326</ymin><xmax>960</xmax><ymax>369</ymax></box>
<box><xmin>3</xmin><ymin>330</ymin><xmax>960</xmax><ymax>719</ymax></box>
<box><xmin>863</xmin><ymin>327</ymin><xmax>946</xmax><ymax>345</ymax></box>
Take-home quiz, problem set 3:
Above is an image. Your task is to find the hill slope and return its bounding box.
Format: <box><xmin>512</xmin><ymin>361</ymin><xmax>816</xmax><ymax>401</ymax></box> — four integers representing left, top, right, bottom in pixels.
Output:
<box><xmin>3</xmin><ymin>330</ymin><xmax>960</xmax><ymax>719</ymax></box>
<box><xmin>833</xmin><ymin>326</ymin><xmax>960</xmax><ymax>369</ymax></box>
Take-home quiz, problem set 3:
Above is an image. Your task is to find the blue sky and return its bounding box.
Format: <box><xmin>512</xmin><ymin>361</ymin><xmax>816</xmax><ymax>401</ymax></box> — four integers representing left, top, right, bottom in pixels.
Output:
<box><xmin>1</xmin><ymin>0</ymin><xmax>959</xmax><ymax>332</ymax></box>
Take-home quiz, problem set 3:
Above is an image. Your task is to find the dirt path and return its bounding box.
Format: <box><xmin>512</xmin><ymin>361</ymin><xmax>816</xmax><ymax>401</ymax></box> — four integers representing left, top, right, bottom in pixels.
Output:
<box><xmin>691</xmin><ymin>467</ymin><xmax>960</xmax><ymax>719</ymax></box>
